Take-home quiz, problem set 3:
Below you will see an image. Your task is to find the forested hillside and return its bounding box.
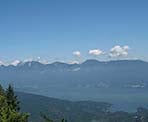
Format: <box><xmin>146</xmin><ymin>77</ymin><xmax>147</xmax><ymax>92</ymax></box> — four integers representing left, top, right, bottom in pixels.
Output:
<box><xmin>0</xmin><ymin>84</ymin><xmax>148</xmax><ymax>122</ymax></box>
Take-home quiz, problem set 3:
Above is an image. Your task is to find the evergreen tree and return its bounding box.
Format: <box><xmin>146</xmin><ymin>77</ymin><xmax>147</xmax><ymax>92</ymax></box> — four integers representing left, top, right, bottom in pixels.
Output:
<box><xmin>0</xmin><ymin>85</ymin><xmax>29</xmax><ymax>122</ymax></box>
<box><xmin>6</xmin><ymin>84</ymin><xmax>20</xmax><ymax>111</ymax></box>
<box><xmin>0</xmin><ymin>96</ymin><xmax>29</xmax><ymax>122</ymax></box>
<box><xmin>0</xmin><ymin>84</ymin><xmax>5</xmax><ymax>96</ymax></box>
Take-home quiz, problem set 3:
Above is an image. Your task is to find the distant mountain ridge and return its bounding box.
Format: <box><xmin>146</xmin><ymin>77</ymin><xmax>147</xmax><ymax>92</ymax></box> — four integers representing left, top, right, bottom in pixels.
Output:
<box><xmin>0</xmin><ymin>59</ymin><xmax>148</xmax><ymax>111</ymax></box>
<box><xmin>0</xmin><ymin>59</ymin><xmax>147</xmax><ymax>67</ymax></box>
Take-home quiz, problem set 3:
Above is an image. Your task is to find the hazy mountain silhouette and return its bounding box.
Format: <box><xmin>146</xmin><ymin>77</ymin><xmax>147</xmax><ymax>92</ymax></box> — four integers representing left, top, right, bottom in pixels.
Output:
<box><xmin>0</xmin><ymin>59</ymin><xmax>148</xmax><ymax>111</ymax></box>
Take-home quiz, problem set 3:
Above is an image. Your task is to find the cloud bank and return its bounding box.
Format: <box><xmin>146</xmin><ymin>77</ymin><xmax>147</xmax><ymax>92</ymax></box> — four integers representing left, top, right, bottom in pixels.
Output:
<box><xmin>109</xmin><ymin>45</ymin><xmax>130</xmax><ymax>58</ymax></box>
<box><xmin>73</xmin><ymin>51</ymin><xmax>81</xmax><ymax>57</ymax></box>
<box><xmin>89</xmin><ymin>49</ymin><xmax>104</xmax><ymax>56</ymax></box>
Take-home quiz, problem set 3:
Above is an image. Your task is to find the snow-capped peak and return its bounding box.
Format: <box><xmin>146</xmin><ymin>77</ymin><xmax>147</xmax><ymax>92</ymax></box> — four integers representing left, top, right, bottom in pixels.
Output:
<box><xmin>68</xmin><ymin>61</ymin><xmax>80</xmax><ymax>64</ymax></box>
<box><xmin>11</xmin><ymin>60</ymin><xmax>21</xmax><ymax>66</ymax></box>
<box><xmin>0</xmin><ymin>61</ymin><xmax>4</xmax><ymax>66</ymax></box>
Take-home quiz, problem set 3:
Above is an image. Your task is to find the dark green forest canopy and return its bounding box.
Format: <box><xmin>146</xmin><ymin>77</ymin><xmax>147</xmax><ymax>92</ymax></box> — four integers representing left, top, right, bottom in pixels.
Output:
<box><xmin>0</xmin><ymin>84</ymin><xmax>148</xmax><ymax>122</ymax></box>
<box><xmin>0</xmin><ymin>84</ymin><xmax>29</xmax><ymax>122</ymax></box>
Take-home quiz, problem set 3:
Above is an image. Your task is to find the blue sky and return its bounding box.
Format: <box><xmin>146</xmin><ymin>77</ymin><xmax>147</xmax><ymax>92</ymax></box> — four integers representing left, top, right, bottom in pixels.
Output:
<box><xmin>0</xmin><ymin>0</ymin><xmax>148</xmax><ymax>63</ymax></box>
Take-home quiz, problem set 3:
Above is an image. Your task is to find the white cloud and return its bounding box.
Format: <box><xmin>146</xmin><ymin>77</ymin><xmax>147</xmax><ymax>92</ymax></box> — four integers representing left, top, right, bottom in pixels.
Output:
<box><xmin>73</xmin><ymin>51</ymin><xmax>81</xmax><ymax>57</ymax></box>
<box><xmin>11</xmin><ymin>60</ymin><xmax>21</xmax><ymax>66</ymax></box>
<box><xmin>89</xmin><ymin>49</ymin><xmax>104</xmax><ymax>56</ymax></box>
<box><xmin>109</xmin><ymin>45</ymin><xmax>130</xmax><ymax>58</ymax></box>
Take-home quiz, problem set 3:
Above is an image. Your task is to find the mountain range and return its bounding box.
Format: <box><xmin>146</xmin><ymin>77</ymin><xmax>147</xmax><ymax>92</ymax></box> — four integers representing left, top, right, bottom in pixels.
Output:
<box><xmin>0</xmin><ymin>59</ymin><xmax>148</xmax><ymax>111</ymax></box>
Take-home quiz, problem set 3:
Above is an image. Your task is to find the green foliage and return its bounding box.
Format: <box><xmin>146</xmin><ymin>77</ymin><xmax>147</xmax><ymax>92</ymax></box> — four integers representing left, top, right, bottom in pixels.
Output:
<box><xmin>0</xmin><ymin>106</ymin><xmax>29</xmax><ymax>122</ymax></box>
<box><xmin>0</xmin><ymin>84</ymin><xmax>29</xmax><ymax>122</ymax></box>
<box><xmin>0</xmin><ymin>84</ymin><xmax>5</xmax><ymax>96</ymax></box>
<box><xmin>6</xmin><ymin>84</ymin><xmax>20</xmax><ymax>111</ymax></box>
